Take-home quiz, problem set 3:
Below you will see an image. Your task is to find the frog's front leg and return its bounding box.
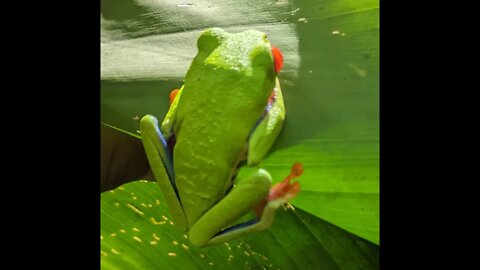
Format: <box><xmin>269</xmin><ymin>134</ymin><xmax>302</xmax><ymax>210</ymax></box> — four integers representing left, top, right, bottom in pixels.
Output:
<box><xmin>247</xmin><ymin>78</ymin><xmax>285</xmax><ymax>165</ymax></box>
<box><xmin>188</xmin><ymin>164</ymin><xmax>303</xmax><ymax>247</ymax></box>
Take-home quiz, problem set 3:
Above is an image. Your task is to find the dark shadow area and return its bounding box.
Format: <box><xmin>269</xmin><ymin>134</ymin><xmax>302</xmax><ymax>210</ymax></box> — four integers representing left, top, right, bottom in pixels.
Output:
<box><xmin>101</xmin><ymin>79</ymin><xmax>182</xmax><ymax>191</ymax></box>
<box><xmin>101</xmin><ymin>124</ymin><xmax>153</xmax><ymax>192</ymax></box>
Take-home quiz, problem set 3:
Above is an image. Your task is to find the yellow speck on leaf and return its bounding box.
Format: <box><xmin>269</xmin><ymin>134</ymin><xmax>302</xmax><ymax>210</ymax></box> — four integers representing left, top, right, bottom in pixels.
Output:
<box><xmin>133</xmin><ymin>236</ymin><xmax>142</xmax><ymax>243</ymax></box>
<box><xmin>150</xmin><ymin>217</ymin><xmax>163</xmax><ymax>225</ymax></box>
<box><xmin>127</xmin><ymin>204</ymin><xmax>144</xmax><ymax>216</ymax></box>
<box><xmin>347</xmin><ymin>63</ymin><xmax>367</xmax><ymax>77</ymax></box>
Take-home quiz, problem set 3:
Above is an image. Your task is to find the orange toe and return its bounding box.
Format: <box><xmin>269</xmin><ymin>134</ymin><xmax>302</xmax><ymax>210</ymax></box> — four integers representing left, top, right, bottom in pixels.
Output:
<box><xmin>268</xmin><ymin>163</ymin><xmax>303</xmax><ymax>201</ymax></box>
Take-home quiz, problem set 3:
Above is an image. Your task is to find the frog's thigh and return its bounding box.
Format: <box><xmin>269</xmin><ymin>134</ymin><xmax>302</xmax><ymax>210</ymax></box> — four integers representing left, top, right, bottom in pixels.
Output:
<box><xmin>188</xmin><ymin>169</ymin><xmax>272</xmax><ymax>247</ymax></box>
<box><xmin>140</xmin><ymin>115</ymin><xmax>189</xmax><ymax>231</ymax></box>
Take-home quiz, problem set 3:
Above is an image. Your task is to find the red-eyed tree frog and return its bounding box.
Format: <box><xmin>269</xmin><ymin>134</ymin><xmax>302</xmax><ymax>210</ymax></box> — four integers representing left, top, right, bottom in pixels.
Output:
<box><xmin>140</xmin><ymin>28</ymin><xmax>303</xmax><ymax>247</ymax></box>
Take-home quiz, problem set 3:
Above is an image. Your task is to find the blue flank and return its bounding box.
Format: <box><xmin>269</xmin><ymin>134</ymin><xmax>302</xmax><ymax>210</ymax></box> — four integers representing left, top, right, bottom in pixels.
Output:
<box><xmin>214</xmin><ymin>217</ymin><xmax>260</xmax><ymax>237</ymax></box>
<box><xmin>152</xmin><ymin>121</ymin><xmax>178</xmax><ymax>194</ymax></box>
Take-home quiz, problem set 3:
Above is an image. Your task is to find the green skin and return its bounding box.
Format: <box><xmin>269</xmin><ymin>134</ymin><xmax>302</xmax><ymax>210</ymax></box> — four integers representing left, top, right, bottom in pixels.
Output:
<box><xmin>140</xmin><ymin>28</ymin><xmax>287</xmax><ymax>247</ymax></box>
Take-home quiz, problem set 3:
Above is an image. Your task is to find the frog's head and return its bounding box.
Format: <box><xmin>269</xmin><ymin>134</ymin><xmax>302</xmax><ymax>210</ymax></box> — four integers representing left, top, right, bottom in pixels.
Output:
<box><xmin>191</xmin><ymin>28</ymin><xmax>284</xmax><ymax>103</ymax></box>
<box><xmin>197</xmin><ymin>27</ymin><xmax>283</xmax><ymax>74</ymax></box>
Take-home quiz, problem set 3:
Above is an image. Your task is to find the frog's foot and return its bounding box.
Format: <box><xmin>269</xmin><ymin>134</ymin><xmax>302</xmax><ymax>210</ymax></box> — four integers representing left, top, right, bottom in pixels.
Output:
<box><xmin>268</xmin><ymin>162</ymin><xmax>303</xmax><ymax>201</ymax></box>
<box><xmin>253</xmin><ymin>163</ymin><xmax>303</xmax><ymax>216</ymax></box>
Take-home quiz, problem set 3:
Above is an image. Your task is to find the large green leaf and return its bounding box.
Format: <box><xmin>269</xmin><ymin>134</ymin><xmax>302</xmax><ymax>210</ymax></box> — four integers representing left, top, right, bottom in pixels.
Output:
<box><xmin>101</xmin><ymin>0</ymin><xmax>379</xmax><ymax>252</ymax></box>
<box><xmin>101</xmin><ymin>181</ymin><xmax>378</xmax><ymax>269</ymax></box>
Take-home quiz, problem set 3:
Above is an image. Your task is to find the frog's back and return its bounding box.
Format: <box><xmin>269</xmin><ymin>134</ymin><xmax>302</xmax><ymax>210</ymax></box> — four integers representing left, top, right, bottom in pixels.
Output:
<box><xmin>172</xmin><ymin>28</ymin><xmax>276</xmax><ymax>226</ymax></box>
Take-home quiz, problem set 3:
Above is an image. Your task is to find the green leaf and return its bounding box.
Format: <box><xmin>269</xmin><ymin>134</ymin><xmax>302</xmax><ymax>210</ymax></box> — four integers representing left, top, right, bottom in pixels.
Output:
<box><xmin>101</xmin><ymin>0</ymin><xmax>379</xmax><ymax>250</ymax></box>
<box><xmin>101</xmin><ymin>181</ymin><xmax>378</xmax><ymax>269</ymax></box>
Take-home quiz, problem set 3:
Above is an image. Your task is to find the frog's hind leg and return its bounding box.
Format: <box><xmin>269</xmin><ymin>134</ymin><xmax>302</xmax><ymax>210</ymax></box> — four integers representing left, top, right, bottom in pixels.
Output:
<box><xmin>188</xmin><ymin>168</ymin><xmax>272</xmax><ymax>247</ymax></box>
<box><xmin>140</xmin><ymin>115</ymin><xmax>189</xmax><ymax>231</ymax></box>
<box><xmin>188</xmin><ymin>164</ymin><xmax>302</xmax><ymax>247</ymax></box>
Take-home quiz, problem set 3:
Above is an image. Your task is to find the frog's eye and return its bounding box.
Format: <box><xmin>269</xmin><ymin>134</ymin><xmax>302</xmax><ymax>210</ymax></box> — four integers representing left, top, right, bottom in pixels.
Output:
<box><xmin>197</xmin><ymin>28</ymin><xmax>225</xmax><ymax>55</ymax></box>
<box><xmin>271</xmin><ymin>45</ymin><xmax>284</xmax><ymax>73</ymax></box>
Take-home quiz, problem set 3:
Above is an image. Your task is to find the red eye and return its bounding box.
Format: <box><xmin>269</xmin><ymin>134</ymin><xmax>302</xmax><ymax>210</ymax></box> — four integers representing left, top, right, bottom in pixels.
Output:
<box><xmin>271</xmin><ymin>45</ymin><xmax>284</xmax><ymax>73</ymax></box>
